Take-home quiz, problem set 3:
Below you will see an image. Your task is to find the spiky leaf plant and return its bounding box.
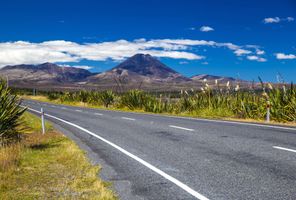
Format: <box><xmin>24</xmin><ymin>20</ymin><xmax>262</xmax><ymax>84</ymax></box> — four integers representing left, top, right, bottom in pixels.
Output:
<box><xmin>0</xmin><ymin>79</ymin><xmax>26</xmax><ymax>145</ymax></box>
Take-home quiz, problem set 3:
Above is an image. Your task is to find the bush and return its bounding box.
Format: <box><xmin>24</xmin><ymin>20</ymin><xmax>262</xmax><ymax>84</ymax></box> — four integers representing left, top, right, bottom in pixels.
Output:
<box><xmin>0</xmin><ymin>80</ymin><xmax>26</xmax><ymax>145</ymax></box>
<box><xmin>99</xmin><ymin>90</ymin><xmax>115</xmax><ymax>107</ymax></box>
<box><xmin>40</xmin><ymin>81</ymin><xmax>296</xmax><ymax>122</ymax></box>
<box><xmin>120</xmin><ymin>90</ymin><xmax>146</xmax><ymax>110</ymax></box>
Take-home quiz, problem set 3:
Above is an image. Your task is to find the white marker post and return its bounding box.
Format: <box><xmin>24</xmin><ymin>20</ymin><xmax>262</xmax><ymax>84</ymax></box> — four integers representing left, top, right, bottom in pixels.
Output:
<box><xmin>41</xmin><ymin>108</ymin><xmax>45</xmax><ymax>134</ymax></box>
<box><xmin>266</xmin><ymin>101</ymin><xmax>270</xmax><ymax>123</ymax></box>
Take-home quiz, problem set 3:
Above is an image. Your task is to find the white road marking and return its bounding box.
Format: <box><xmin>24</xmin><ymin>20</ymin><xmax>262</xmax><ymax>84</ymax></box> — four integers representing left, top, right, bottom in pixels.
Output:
<box><xmin>24</xmin><ymin>106</ymin><xmax>209</xmax><ymax>200</ymax></box>
<box><xmin>273</xmin><ymin>146</ymin><xmax>296</xmax><ymax>153</ymax></box>
<box><xmin>24</xmin><ymin>100</ymin><xmax>296</xmax><ymax>132</ymax></box>
<box><xmin>75</xmin><ymin>109</ymin><xmax>82</xmax><ymax>112</ymax></box>
<box><xmin>121</xmin><ymin>117</ymin><xmax>136</xmax><ymax>121</ymax></box>
<box><xmin>51</xmin><ymin>105</ymin><xmax>56</xmax><ymax>108</ymax></box>
<box><xmin>61</xmin><ymin>107</ymin><xmax>67</xmax><ymax>110</ymax></box>
<box><xmin>169</xmin><ymin>125</ymin><xmax>194</xmax><ymax>132</ymax></box>
<box><xmin>94</xmin><ymin>113</ymin><xmax>103</xmax><ymax>116</ymax></box>
<box><xmin>168</xmin><ymin>116</ymin><xmax>296</xmax><ymax>131</ymax></box>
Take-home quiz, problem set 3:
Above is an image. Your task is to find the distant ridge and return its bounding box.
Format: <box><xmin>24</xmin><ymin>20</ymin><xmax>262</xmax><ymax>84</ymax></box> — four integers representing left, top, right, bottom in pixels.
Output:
<box><xmin>0</xmin><ymin>54</ymin><xmax>242</xmax><ymax>91</ymax></box>
<box><xmin>0</xmin><ymin>63</ymin><xmax>94</xmax><ymax>84</ymax></box>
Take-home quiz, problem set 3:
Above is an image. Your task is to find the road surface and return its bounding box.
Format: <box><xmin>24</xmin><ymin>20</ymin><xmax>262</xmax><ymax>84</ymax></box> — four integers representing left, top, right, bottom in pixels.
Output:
<box><xmin>22</xmin><ymin>99</ymin><xmax>296</xmax><ymax>200</ymax></box>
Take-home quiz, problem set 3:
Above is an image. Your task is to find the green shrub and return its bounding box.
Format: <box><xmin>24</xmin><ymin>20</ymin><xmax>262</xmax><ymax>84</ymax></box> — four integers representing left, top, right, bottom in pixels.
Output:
<box><xmin>40</xmin><ymin>82</ymin><xmax>296</xmax><ymax>122</ymax></box>
<box><xmin>99</xmin><ymin>90</ymin><xmax>115</xmax><ymax>107</ymax></box>
<box><xmin>120</xmin><ymin>90</ymin><xmax>146</xmax><ymax>110</ymax></box>
<box><xmin>0</xmin><ymin>80</ymin><xmax>26</xmax><ymax>145</ymax></box>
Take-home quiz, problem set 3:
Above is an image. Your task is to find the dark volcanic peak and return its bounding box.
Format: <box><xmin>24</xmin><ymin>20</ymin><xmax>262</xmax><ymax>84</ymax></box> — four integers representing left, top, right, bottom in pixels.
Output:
<box><xmin>95</xmin><ymin>53</ymin><xmax>190</xmax><ymax>83</ymax></box>
<box><xmin>113</xmin><ymin>54</ymin><xmax>179</xmax><ymax>78</ymax></box>
<box><xmin>87</xmin><ymin>53</ymin><xmax>191</xmax><ymax>84</ymax></box>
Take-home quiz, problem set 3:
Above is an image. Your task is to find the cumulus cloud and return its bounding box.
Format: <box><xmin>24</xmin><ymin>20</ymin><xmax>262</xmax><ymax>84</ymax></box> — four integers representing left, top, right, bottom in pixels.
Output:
<box><xmin>0</xmin><ymin>38</ymin><xmax>266</xmax><ymax>67</ymax></box>
<box><xmin>200</xmin><ymin>26</ymin><xmax>214</xmax><ymax>32</ymax></box>
<box><xmin>256</xmin><ymin>50</ymin><xmax>265</xmax><ymax>55</ymax></box>
<box><xmin>263</xmin><ymin>17</ymin><xmax>281</xmax><ymax>24</ymax></box>
<box><xmin>263</xmin><ymin>17</ymin><xmax>294</xmax><ymax>24</ymax></box>
<box><xmin>287</xmin><ymin>17</ymin><xmax>295</xmax><ymax>22</ymax></box>
<box><xmin>234</xmin><ymin>49</ymin><xmax>252</xmax><ymax>56</ymax></box>
<box><xmin>275</xmin><ymin>53</ymin><xmax>296</xmax><ymax>60</ymax></box>
<box><xmin>247</xmin><ymin>55</ymin><xmax>267</xmax><ymax>62</ymax></box>
<box><xmin>60</xmin><ymin>64</ymin><xmax>93</xmax><ymax>70</ymax></box>
<box><xmin>73</xmin><ymin>65</ymin><xmax>93</xmax><ymax>70</ymax></box>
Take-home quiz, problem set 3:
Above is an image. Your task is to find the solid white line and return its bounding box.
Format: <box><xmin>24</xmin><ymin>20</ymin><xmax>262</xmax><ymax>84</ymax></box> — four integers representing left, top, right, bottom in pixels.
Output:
<box><xmin>94</xmin><ymin>113</ymin><xmax>103</xmax><ymax>116</ymax></box>
<box><xmin>273</xmin><ymin>146</ymin><xmax>296</xmax><ymax>153</ymax></box>
<box><xmin>169</xmin><ymin>125</ymin><xmax>194</xmax><ymax>132</ymax></box>
<box><xmin>24</xmin><ymin>106</ymin><xmax>208</xmax><ymax>200</ymax></box>
<box><xmin>121</xmin><ymin>117</ymin><xmax>136</xmax><ymax>121</ymax></box>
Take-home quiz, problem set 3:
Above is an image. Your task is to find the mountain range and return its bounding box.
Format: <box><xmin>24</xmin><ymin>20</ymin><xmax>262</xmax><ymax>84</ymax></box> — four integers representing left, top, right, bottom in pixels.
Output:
<box><xmin>0</xmin><ymin>54</ymin><xmax>239</xmax><ymax>91</ymax></box>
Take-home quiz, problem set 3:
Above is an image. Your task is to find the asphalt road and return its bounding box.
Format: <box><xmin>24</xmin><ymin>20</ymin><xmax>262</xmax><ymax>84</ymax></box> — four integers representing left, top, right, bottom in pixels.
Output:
<box><xmin>22</xmin><ymin>99</ymin><xmax>296</xmax><ymax>200</ymax></box>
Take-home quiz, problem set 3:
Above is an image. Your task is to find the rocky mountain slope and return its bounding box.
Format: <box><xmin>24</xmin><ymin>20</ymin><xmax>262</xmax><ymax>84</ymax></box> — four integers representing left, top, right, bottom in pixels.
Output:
<box><xmin>88</xmin><ymin>54</ymin><xmax>190</xmax><ymax>85</ymax></box>
<box><xmin>0</xmin><ymin>63</ymin><xmax>94</xmax><ymax>85</ymax></box>
<box><xmin>0</xmin><ymin>54</ymin><xmax>241</xmax><ymax>91</ymax></box>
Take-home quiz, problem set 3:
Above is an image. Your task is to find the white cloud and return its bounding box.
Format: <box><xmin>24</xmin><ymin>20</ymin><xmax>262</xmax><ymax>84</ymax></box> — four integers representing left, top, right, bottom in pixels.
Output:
<box><xmin>263</xmin><ymin>17</ymin><xmax>294</xmax><ymax>24</ymax></box>
<box><xmin>256</xmin><ymin>50</ymin><xmax>265</xmax><ymax>55</ymax></box>
<box><xmin>0</xmin><ymin>38</ymin><xmax>265</xmax><ymax>67</ymax></box>
<box><xmin>60</xmin><ymin>64</ymin><xmax>93</xmax><ymax>70</ymax></box>
<box><xmin>275</xmin><ymin>53</ymin><xmax>296</xmax><ymax>60</ymax></box>
<box><xmin>247</xmin><ymin>55</ymin><xmax>267</xmax><ymax>62</ymax></box>
<box><xmin>200</xmin><ymin>26</ymin><xmax>214</xmax><ymax>32</ymax></box>
<box><xmin>286</xmin><ymin>17</ymin><xmax>294</xmax><ymax>22</ymax></box>
<box><xmin>263</xmin><ymin>17</ymin><xmax>281</xmax><ymax>24</ymax></box>
<box><xmin>234</xmin><ymin>49</ymin><xmax>252</xmax><ymax>56</ymax></box>
<box><xmin>73</xmin><ymin>65</ymin><xmax>93</xmax><ymax>70</ymax></box>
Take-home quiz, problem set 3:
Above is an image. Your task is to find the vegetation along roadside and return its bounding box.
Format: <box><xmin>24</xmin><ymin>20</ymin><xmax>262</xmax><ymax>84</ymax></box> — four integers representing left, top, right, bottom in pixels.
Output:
<box><xmin>19</xmin><ymin>79</ymin><xmax>296</xmax><ymax>125</ymax></box>
<box><xmin>0</xmin><ymin>80</ymin><xmax>117</xmax><ymax>199</ymax></box>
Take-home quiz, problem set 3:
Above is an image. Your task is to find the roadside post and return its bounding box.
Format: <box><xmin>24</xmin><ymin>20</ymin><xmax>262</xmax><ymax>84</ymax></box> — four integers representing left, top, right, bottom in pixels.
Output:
<box><xmin>41</xmin><ymin>108</ymin><xmax>45</xmax><ymax>134</ymax></box>
<box><xmin>266</xmin><ymin>101</ymin><xmax>270</xmax><ymax>123</ymax></box>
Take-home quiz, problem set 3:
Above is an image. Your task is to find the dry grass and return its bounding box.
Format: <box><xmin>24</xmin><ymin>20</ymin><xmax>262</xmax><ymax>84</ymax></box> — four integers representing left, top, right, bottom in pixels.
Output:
<box><xmin>0</xmin><ymin>112</ymin><xmax>117</xmax><ymax>200</ymax></box>
<box><xmin>0</xmin><ymin>143</ymin><xmax>22</xmax><ymax>172</ymax></box>
<box><xmin>22</xmin><ymin>95</ymin><xmax>49</xmax><ymax>102</ymax></box>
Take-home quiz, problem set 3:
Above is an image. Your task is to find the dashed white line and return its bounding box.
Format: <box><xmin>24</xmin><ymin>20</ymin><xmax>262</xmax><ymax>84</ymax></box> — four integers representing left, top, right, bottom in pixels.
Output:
<box><xmin>273</xmin><ymin>146</ymin><xmax>296</xmax><ymax>153</ymax></box>
<box><xmin>25</xmin><ymin>100</ymin><xmax>296</xmax><ymax>132</ymax></box>
<box><xmin>75</xmin><ymin>109</ymin><xmax>82</xmax><ymax>112</ymax></box>
<box><xmin>169</xmin><ymin>125</ymin><xmax>194</xmax><ymax>132</ymax></box>
<box><xmin>94</xmin><ymin>113</ymin><xmax>103</xmax><ymax>116</ymax></box>
<box><xmin>61</xmin><ymin>107</ymin><xmax>67</xmax><ymax>110</ymax></box>
<box><xmin>24</xmin><ymin>106</ymin><xmax>209</xmax><ymax>200</ymax></box>
<box><xmin>121</xmin><ymin>117</ymin><xmax>136</xmax><ymax>121</ymax></box>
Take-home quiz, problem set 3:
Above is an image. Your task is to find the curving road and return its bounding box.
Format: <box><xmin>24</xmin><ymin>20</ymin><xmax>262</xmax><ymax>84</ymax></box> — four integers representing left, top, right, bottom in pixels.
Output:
<box><xmin>22</xmin><ymin>99</ymin><xmax>296</xmax><ymax>200</ymax></box>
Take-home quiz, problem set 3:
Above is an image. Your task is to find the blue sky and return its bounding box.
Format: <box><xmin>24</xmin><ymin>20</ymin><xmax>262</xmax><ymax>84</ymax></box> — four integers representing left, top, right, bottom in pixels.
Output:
<box><xmin>0</xmin><ymin>0</ymin><xmax>295</xmax><ymax>82</ymax></box>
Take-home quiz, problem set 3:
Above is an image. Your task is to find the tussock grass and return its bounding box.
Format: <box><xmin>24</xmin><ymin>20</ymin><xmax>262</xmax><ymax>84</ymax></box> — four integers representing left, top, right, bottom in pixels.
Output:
<box><xmin>22</xmin><ymin>82</ymin><xmax>296</xmax><ymax>125</ymax></box>
<box><xmin>0</xmin><ymin>112</ymin><xmax>117</xmax><ymax>200</ymax></box>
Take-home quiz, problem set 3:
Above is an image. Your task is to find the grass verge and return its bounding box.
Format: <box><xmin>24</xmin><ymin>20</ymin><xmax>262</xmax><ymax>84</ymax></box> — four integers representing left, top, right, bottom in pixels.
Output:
<box><xmin>0</xmin><ymin>112</ymin><xmax>116</xmax><ymax>200</ymax></box>
<box><xmin>22</xmin><ymin>95</ymin><xmax>296</xmax><ymax>127</ymax></box>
